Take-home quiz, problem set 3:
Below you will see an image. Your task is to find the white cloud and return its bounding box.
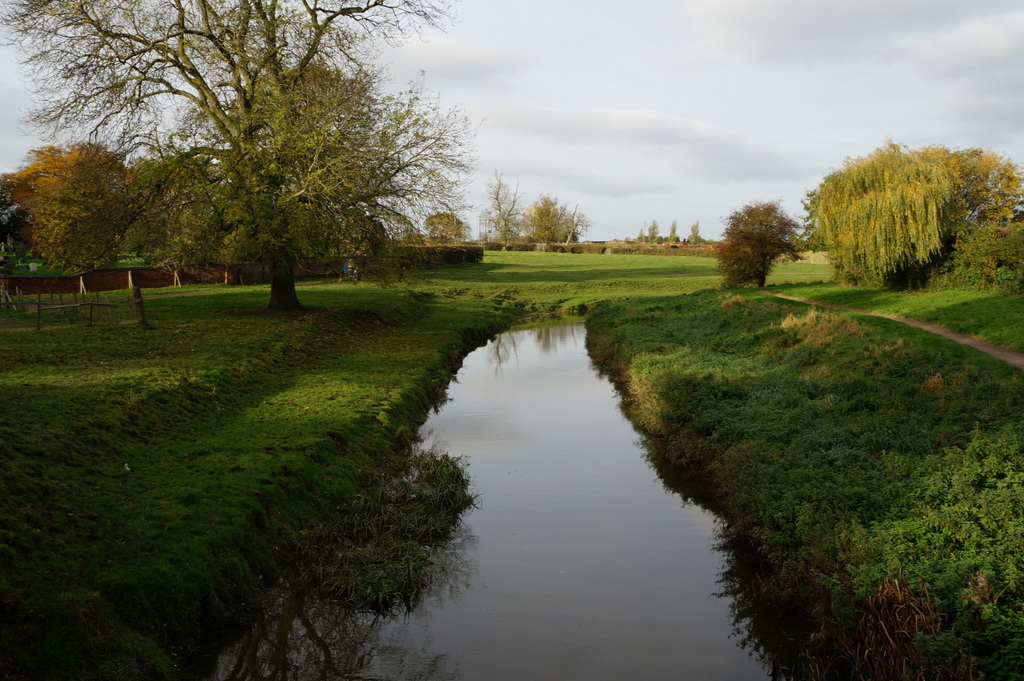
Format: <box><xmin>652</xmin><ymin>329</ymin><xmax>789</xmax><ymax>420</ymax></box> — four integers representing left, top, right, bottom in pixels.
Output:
<box><xmin>886</xmin><ymin>11</ymin><xmax>1024</xmax><ymax>78</ymax></box>
<box><xmin>381</xmin><ymin>36</ymin><xmax>534</xmax><ymax>90</ymax></box>
<box><xmin>482</xmin><ymin>106</ymin><xmax>816</xmax><ymax>182</ymax></box>
<box><xmin>880</xmin><ymin>11</ymin><xmax>1024</xmax><ymax>144</ymax></box>
<box><xmin>481</xmin><ymin>155</ymin><xmax>679</xmax><ymax>199</ymax></box>
<box><xmin>686</xmin><ymin>0</ymin><xmax>1021</xmax><ymax>63</ymax></box>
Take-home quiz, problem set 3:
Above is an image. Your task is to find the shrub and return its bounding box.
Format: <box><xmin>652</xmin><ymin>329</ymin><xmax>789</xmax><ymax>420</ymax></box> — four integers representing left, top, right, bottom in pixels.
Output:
<box><xmin>715</xmin><ymin>201</ymin><xmax>801</xmax><ymax>287</ymax></box>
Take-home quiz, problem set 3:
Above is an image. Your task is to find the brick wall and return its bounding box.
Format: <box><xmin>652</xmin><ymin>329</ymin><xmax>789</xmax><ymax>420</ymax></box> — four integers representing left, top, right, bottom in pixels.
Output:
<box><xmin>0</xmin><ymin>247</ymin><xmax>482</xmax><ymax>296</ymax></box>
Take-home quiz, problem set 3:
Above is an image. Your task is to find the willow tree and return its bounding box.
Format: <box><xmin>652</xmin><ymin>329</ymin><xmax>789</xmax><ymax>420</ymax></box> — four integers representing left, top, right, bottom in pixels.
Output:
<box><xmin>806</xmin><ymin>142</ymin><xmax>957</xmax><ymax>287</ymax></box>
<box><xmin>3</xmin><ymin>0</ymin><xmax>471</xmax><ymax>309</ymax></box>
<box><xmin>807</xmin><ymin>142</ymin><xmax>1023</xmax><ymax>288</ymax></box>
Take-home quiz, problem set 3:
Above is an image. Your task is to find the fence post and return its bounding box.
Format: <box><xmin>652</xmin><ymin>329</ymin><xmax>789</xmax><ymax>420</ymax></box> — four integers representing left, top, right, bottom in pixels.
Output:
<box><xmin>133</xmin><ymin>286</ymin><xmax>148</xmax><ymax>326</ymax></box>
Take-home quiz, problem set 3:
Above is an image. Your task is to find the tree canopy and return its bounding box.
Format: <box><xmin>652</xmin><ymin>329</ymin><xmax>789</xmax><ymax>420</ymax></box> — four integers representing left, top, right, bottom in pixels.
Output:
<box><xmin>3</xmin><ymin>0</ymin><xmax>472</xmax><ymax>308</ymax></box>
<box><xmin>424</xmin><ymin>212</ymin><xmax>470</xmax><ymax>243</ymax></box>
<box><xmin>715</xmin><ymin>200</ymin><xmax>801</xmax><ymax>288</ymax></box>
<box><xmin>521</xmin><ymin>194</ymin><xmax>590</xmax><ymax>244</ymax></box>
<box><xmin>7</xmin><ymin>143</ymin><xmax>154</xmax><ymax>271</ymax></box>
<box><xmin>806</xmin><ymin>142</ymin><xmax>1023</xmax><ymax>287</ymax></box>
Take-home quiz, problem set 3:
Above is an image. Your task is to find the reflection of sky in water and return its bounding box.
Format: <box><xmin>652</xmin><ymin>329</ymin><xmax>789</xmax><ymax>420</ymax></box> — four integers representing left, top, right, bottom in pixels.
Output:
<box><xmin>195</xmin><ymin>321</ymin><xmax>780</xmax><ymax>681</ymax></box>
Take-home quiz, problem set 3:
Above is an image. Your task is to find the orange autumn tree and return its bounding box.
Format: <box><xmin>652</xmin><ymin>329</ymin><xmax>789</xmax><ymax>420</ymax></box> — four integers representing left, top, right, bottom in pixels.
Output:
<box><xmin>5</xmin><ymin>143</ymin><xmax>147</xmax><ymax>271</ymax></box>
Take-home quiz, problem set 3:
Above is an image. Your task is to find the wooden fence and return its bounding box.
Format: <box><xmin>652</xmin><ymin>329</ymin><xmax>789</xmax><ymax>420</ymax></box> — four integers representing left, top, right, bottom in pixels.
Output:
<box><xmin>0</xmin><ymin>246</ymin><xmax>484</xmax><ymax>296</ymax></box>
<box><xmin>0</xmin><ymin>285</ymin><xmax>147</xmax><ymax>330</ymax></box>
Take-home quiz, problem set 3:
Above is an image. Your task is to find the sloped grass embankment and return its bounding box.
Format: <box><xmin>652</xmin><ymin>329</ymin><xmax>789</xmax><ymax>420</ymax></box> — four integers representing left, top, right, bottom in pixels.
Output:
<box><xmin>0</xmin><ymin>284</ymin><xmax>511</xmax><ymax>680</ymax></box>
<box><xmin>587</xmin><ymin>289</ymin><xmax>1024</xmax><ymax>679</ymax></box>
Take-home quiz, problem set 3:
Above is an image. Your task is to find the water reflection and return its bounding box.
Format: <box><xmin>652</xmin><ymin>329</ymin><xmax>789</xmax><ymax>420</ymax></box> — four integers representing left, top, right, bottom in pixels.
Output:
<box><xmin>191</xmin><ymin>528</ymin><xmax>477</xmax><ymax>681</ymax></box>
<box><xmin>640</xmin><ymin>435</ymin><xmax>810</xmax><ymax>679</ymax></box>
<box><xmin>485</xmin><ymin>318</ymin><xmax>584</xmax><ymax>372</ymax></box>
<box><xmin>193</xmin><ymin>320</ymin><xmax>805</xmax><ymax>681</ymax></box>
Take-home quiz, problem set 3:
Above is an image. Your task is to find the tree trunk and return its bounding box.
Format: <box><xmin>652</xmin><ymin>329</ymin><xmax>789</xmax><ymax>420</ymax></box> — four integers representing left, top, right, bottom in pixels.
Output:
<box><xmin>266</xmin><ymin>246</ymin><xmax>302</xmax><ymax>310</ymax></box>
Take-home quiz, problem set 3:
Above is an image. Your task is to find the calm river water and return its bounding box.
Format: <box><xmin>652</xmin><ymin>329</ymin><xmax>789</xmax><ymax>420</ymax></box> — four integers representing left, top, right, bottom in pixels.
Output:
<box><xmin>191</xmin><ymin>320</ymin><xmax>797</xmax><ymax>680</ymax></box>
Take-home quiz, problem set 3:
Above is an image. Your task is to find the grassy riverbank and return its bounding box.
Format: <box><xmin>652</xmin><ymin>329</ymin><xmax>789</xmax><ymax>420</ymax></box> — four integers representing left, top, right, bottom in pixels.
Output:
<box><xmin>586</xmin><ymin>288</ymin><xmax>1024</xmax><ymax>678</ymax></box>
<box><xmin>0</xmin><ymin>250</ymin><xmax>830</xmax><ymax>679</ymax></box>
<box><xmin>770</xmin><ymin>282</ymin><xmax>1024</xmax><ymax>353</ymax></box>
<box><xmin>0</xmin><ymin>251</ymin><xmax>802</xmax><ymax>679</ymax></box>
<box><xmin>0</xmin><ymin>284</ymin><xmax>513</xmax><ymax>679</ymax></box>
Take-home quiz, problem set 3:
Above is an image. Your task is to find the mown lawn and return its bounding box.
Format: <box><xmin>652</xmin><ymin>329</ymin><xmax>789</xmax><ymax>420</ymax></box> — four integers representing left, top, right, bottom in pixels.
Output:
<box><xmin>0</xmin><ymin>283</ymin><xmax>510</xmax><ymax>679</ymax></box>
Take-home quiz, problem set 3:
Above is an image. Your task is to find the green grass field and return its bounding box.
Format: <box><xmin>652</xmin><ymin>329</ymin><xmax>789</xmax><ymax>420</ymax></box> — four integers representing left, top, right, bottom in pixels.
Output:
<box><xmin>3</xmin><ymin>249</ymin><xmax>1022</xmax><ymax>679</ymax></box>
<box><xmin>770</xmin><ymin>282</ymin><xmax>1024</xmax><ymax>353</ymax></box>
<box><xmin>410</xmin><ymin>250</ymin><xmax>830</xmax><ymax>312</ymax></box>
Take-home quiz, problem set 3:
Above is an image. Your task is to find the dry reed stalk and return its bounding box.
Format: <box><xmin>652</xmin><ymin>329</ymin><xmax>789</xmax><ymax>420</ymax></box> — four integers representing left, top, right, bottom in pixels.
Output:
<box><xmin>842</xmin><ymin>578</ymin><xmax>964</xmax><ymax>681</ymax></box>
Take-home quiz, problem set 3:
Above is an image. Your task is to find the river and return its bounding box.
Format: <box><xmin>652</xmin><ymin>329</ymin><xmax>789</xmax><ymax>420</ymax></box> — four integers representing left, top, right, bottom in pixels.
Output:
<box><xmin>190</xmin><ymin>320</ymin><xmax>799</xmax><ymax>680</ymax></box>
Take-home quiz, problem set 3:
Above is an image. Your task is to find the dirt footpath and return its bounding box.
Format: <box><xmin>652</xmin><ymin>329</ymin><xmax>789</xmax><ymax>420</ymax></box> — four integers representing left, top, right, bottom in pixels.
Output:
<box><xmin>757</xmin><ymin>291</ymin><xmax>1024</xmax><ymax>373</ymax></box>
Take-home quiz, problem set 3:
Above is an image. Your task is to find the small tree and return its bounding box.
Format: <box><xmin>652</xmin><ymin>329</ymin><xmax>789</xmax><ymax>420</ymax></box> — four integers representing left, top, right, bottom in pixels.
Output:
<box><xmin>689</xmin><ymin>221</ymin><xmax>703</xmax><ymax>244</ymax></box>
<box><xmin>523</xmin><ymin>194</ymin><xmax>563</xmax><ymax>242</ymax></box>
<box><xmin>716</xmin><ymin>201</ymin><xmax>801</xmax><ymax>287</ymax></box>
<box><xmin>668</xmin><ymin>220</ymin><xmax>679</xmax><ymax>243</ymax></box>
<box><xmin>646</xmin><ymin>219</ymin><xmax>660</xmax><ymax>242</ymax></box>
<box><xmin>479</xmin><ymin>171</ymin><xmax>524</xmax><ymax>245</ymax></box>
<box><xmin>424</xmin><ymin>212</ymin><xmax>470</xmax><ymax>243</ymax></box>
<box><xmin>522</xmin><ymin>194</ymin><xmax>590</xmax><ymax>243</ymax></box>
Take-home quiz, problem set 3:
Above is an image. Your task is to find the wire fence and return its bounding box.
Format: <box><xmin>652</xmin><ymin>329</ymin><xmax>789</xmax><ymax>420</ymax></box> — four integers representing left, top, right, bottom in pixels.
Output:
<box><xmin>0</xmin><ymin>285</ymin><xmax>148</xmax><ymax>330</ymax></box>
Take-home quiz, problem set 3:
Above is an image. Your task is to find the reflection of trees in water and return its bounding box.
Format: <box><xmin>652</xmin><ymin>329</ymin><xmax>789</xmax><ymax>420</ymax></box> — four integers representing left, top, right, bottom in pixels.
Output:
<box><xmin>528</xmin><ymin>322</ymin><xmax>581</xmax><ymax>355</ymax></box>
<box><xmin>197</xmin><ymin>527</ymin><xmax>478</xmax><ymax>681</ymax></box>
<box><xmin>638</xmin><ymin>433</ymin><xmax>811</xmax><ymax>680</ymax></box>
<box><xmin>486</xmin><ymin>331</ymin><xmax>518</xmax><ymax>374</ymax></box>
<box><xmin>486</xmin><ymin>322</ymin><xmax>584</xmax><ymax>373</ymax></box>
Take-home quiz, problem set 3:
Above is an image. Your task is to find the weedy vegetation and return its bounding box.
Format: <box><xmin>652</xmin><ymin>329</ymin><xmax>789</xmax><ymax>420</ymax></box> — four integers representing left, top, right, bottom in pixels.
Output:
<box><xmin>587</xmin><ymin>288</ymin><xmax>1024</xmax><ymax>679</ymax></box>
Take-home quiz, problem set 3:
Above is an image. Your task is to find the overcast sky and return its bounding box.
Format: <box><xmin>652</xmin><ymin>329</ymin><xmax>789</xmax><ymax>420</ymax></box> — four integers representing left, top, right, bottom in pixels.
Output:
<box><xmin>3</xmin><ymin>0</ymin><xmax>1024</xmax><ymax>240</ymax></box>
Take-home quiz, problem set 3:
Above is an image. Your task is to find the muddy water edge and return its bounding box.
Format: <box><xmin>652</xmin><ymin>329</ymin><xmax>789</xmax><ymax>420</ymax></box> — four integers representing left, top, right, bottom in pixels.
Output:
<box><xmin>186</xmin><ymin>319</ymin><xmax>812</xmax><ymax>680</ymax></box>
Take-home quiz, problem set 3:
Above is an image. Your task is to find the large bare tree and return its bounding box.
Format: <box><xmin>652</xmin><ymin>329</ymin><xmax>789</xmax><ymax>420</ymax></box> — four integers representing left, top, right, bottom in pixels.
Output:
<box><xmin>479</xmin><ymin>171</ymin><xmax>523</xmax><ymax>245</ymax></box>
<box><xmin>3</xmin><ymin>0</ymin><xmax>472</xmax><ymax>308</ymax></box>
